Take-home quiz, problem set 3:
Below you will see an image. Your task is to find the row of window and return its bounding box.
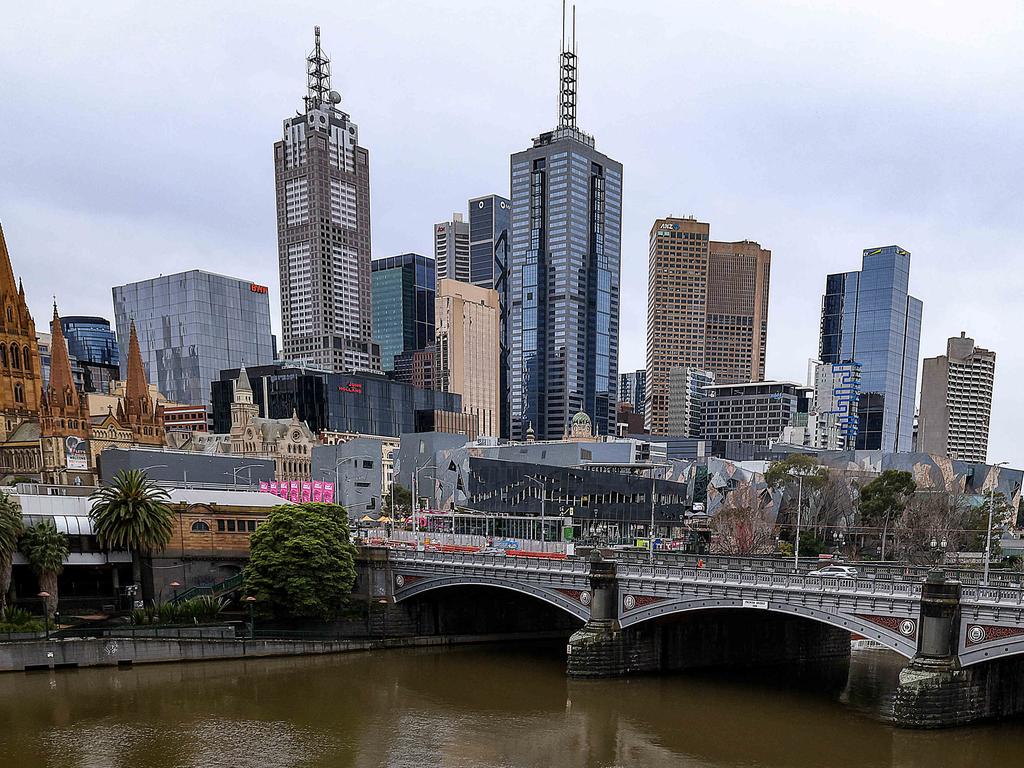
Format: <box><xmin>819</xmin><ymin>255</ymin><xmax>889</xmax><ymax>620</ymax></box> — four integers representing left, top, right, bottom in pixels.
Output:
<box><xmin>189</xmin><ymin>519</ymin><xmax>262</xmax><ymax>534</ymax></box>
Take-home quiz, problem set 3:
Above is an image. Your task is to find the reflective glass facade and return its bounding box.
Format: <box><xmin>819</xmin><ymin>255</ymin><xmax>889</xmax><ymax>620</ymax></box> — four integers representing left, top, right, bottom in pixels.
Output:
<box><xmin>370</xmin><ymin>254</ymin><xmax>435</xmax><ymax>373</ymax></box>
<box><xmin>819</xmin><ymin>246</ymin><xmax>922</xmax><ymax>452</ymax></box>
<box><xmin>60</xmin><ymin>316</ymin><xmax>119</xmax><ymax>367</ymax></box>
<box><xmin>510</xmin><ymin>127</ymin><xmax>622</xmax><ymax>440</ymax></box>
<box><xmin>112</xmin><ymin>270</ymin><xmax>275</xmax><ymax>406</ymax></box>
<box><xmin>469</xmin><ymin>194</ymin><xmax>512</xmax><ymax>438</ymax></box>
<box><xmin>212</xmin><ymin>365</ymin><xmax>460</xmax><ymax>437</ymax></box>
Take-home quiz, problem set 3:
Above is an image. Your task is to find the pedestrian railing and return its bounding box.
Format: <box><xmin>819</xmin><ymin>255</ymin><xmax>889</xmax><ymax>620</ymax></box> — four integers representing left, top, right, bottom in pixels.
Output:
<box><xmin>171</xmin><ymin>573</ymin><xmax>245</xmax><ymax>603</ymax></box>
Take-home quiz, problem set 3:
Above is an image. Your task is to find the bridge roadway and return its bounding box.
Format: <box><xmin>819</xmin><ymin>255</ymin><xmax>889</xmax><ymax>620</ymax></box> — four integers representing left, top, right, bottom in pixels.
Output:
<box><xmin>387</xmin><ymin>550</ymin><xmax>1024</xmax><ymax>666</ymax></box>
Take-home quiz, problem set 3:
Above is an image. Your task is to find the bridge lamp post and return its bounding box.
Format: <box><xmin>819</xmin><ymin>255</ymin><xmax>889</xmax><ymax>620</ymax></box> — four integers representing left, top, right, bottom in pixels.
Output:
<box><xmin>524</xmin><ymin>475</ymin><xmax>548</xmax><ymax>552</ymax></box>
<box><xmin>413</xmin><ymin>462</ymin><xmax>442</xmax><ymax>550</ymax></box>
<box><xmin>983</xmin><ymin>461</ymin><xmax>1010</xmax><ymax>586</ymax></box>
<box><xmin>788</xmin><ymin>468</ymin><xmax>816</xmax><ymax>573</ymax></box>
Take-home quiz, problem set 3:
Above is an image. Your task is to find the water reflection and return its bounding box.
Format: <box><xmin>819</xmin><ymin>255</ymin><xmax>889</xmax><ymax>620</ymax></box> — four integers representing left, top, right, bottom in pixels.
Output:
<box><xmin>0</xmin><ymin>644</ymin><xmax>1022</xmax><ymax>767</ymax></box>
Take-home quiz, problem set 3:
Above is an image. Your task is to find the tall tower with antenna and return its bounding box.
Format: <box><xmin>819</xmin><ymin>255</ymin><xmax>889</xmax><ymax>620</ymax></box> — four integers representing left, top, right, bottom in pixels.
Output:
<box><xmin>508</xmin><ymin>3</ymin><xmax>623</xmax><ymax>440</ymax></box>
<box><xmin>274</xmin><ymin>27</ymin><xmax>380</xmax><ymax>374</ymax></box>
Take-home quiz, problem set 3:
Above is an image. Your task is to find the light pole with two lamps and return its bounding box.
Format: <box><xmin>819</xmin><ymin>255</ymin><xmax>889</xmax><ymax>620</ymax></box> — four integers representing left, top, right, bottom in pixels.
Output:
<box><xmin>225</xmin><ymin>463</ymin><xmax>261</xmax><ymax>489</ymax></box>
<box><xmin>983</xmin><ymin>461</ymin><xmax>1010</xmax><ymax>586</ymax></box>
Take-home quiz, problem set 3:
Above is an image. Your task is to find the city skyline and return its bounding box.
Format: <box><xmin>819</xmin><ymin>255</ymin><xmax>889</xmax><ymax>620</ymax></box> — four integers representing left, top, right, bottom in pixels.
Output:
<box><xmin>1</xmin><ymin>2</ymin><xmax>1022</xmax><ymax>463</ymax></box>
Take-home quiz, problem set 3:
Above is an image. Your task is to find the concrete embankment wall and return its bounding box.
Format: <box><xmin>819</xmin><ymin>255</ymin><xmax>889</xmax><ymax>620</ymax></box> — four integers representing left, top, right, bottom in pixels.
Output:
<box><xmin>0</xmin><ymin>631</ymin><xmax>568</xmax><ymax>673</ymax></box>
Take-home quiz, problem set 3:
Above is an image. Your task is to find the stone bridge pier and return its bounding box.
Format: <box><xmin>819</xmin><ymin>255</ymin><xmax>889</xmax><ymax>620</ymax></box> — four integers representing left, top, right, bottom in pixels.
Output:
<box><xmin>566</xmin><ymin>553</ymin><xmax>850</xmax><ymax>679</ymax></box>
<box><xmin>893</xmin><ymin>569</ymin><xmax>1024</xmax><ymax>728</ymax></box>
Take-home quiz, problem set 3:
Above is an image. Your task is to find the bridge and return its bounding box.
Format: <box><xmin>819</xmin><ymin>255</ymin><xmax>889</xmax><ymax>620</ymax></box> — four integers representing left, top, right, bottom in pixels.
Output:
<box><xmin>366</xmin><ymin>548</ymin><xmax>1024</xmax><ymax>728</ymax></box>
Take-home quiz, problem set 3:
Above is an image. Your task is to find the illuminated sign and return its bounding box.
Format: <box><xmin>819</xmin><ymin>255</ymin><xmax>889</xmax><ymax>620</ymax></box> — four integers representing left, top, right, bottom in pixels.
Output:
<box><xmin>338</xmin><ymin>382</ymin><xmax>363</xmax><ymax>394</ymax></box>
<box><xmin>250</xmin><ymin>283</ymin><xmax>268</xmax><ymax>294</ymax></box>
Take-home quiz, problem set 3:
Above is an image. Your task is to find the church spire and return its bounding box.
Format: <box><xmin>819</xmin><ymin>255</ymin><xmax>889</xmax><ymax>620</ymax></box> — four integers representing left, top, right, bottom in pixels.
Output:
<box><xmin>0</xmin><ymin>222</ymin><xmax>20</xmax><ymax>301</ymax></box>
<box><xmin>125</xmin><ymin>319</ymin><xmax>148</xmax><ymax>406</ymax></box>
<box><xmin>47</xmin><ymin>303</ymin><xmax>79</xmax><ymax>408</ymax></box>
<box><xmin>558</xmin><ymin>1</ymin><xmax>578</xmax><ymax>129</ymax></box>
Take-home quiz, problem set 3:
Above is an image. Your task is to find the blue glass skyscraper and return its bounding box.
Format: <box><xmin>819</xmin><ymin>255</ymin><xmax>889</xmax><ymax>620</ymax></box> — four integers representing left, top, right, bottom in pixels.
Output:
<box><xmin>819</xmin><ymin>246</ymin><xmax>922</xmax><ymax>452</ymax></box>
<box><xmin>370</xmin><ymin>253</ymin><xmax>435</xmax><ymax>373</ymax></box>
<box><xmin>508</xmin><ymin>13</ymin><xmax>622</xmax><ymax>440</ymax></box>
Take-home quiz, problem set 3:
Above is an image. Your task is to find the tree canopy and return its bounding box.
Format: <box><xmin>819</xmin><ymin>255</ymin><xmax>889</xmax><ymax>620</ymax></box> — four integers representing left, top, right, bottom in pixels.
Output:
<box><xmin>384</xmin><ymin>484</ymin><xmax>412</xmax><ymax>517</ymax></box>
<box><xmin>764</xmin><ymin>454</ymin><xmax>828</xmax><ymax>491</ymax></box>
<box><xmin>0</xmin><ymin>492</ymin><xmax>23</xmax><ymax>614</ymax></box>
<box><xmin>89</xmin><ymin>469</ymin><xmax>174</xmax><ymax>553</ymax></box>
<box><xmin>19</xmin><ymin>519</ymin><xmax>70</xmax><ymax>617</ymax></box>
<box><xmin>244</xmin><ymin>503</ymin><xmax>357</xmax><ymax>621</ymax></box>
<box><xmin>858</xmin><ymin>470</ymin><xmax>917</xmax><ymax>528</ymax></box>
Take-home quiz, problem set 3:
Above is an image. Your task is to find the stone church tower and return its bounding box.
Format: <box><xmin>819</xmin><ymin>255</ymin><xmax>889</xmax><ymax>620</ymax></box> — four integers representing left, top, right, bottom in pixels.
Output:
<box><xmin>117</xmin><ymin>319</ymin><xmax>164</xmax><ymax>445</ymax></box>
<box><xmin>40</xmin><ymin>305</ymin><xmax>93</xmax><ymax>483</ymax></box>
<box><xmin>0</xmin><ymin>223</ymin><xmax>42</xmax><ymax>440</ymax></box>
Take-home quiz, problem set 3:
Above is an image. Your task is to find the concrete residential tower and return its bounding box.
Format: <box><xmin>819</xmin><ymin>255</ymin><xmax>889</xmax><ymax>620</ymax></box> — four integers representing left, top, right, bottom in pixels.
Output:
<box><xmin>509</xmin><ymin>6</ymin><xmax>623</xmax><ymax>440</ymax></box>
<box><xmin>917</xmin><ymin>333</ymin><xmax>995</xmax><ymax>462</ymax></box>
<box><xmin>275</xmin><ymin>27</ymin><xmax>379</xmax><ymax>373</ymax></box>
<box><xmin>434</xmin><ymin>214</ymin><xmax>471</xmax><ymax>282</ymax></box>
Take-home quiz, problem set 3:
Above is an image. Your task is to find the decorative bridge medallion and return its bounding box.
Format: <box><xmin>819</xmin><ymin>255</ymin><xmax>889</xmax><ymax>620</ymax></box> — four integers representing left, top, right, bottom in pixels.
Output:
<box><xmin>394</xmin><ymin>574</ymin><xmax>424</xmax><ymax>589</ymax></box>
<box><xmin>855</xmin><ymin>613</ymin><xmax>917</xmax><ymax>639</ymax></box>
<box><xmin>623</xmin><ymin>594</ymin><xmax>667</xmax><ymax>612</ymax></box>
<box><xmin>966</xmin><ymin>624</ymin><xmax>1024</xmax><ymax>647</ymax></box>
<box><xmin>555</xmin><ymin>588</ymin><xmax>592</xmax><ymax>606</ymax></box>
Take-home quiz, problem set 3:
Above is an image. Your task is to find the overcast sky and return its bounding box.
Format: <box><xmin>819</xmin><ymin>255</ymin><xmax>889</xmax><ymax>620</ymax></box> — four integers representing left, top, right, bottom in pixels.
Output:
<box><xmin>2</xmin><ymin>1</ymin><xmax>1022</xmax><ymax>465</ymax></box>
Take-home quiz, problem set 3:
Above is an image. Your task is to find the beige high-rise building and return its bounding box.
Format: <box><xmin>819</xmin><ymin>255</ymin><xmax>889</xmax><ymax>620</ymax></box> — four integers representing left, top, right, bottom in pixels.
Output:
<box><xmin>645</xmin><ymin>217</ymin><xmax>771</xmax><ymax>435</ymax></box>
<box><xmin>917</xmin><ymin>332</ymin><xmax>996</xmax><ymax>462</ymax></box>
<box><xmin>436</xmin><ymin>279</ymin><xmax>501</xmax><ymax>437</ymax></box>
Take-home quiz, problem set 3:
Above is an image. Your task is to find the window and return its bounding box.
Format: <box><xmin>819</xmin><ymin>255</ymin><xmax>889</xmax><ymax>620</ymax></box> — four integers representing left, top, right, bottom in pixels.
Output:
<box><xmin>226</xmin><ymin>520</ymin><xmax>236</xmax><ymax>532</ymax></box>
<box><xmin>217</xmin><ymin>519</ymin><xmax>226</xmax><ymax>532</ymax></box>
<box><xmin>247</xmin><ymin>520</ymin><xmax>257</xmax><ymax>532</ymax></box>
<box><xmin>191</xmin><ymin>521</ymin><xmax>211</xmax><ymax>533</ymax></box>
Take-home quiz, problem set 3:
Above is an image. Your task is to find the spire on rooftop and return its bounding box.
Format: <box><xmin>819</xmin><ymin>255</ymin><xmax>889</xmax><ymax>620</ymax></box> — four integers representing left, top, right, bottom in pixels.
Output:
<box><xmin>558</xmin><ymin>1</ymin><xmax>578</xmax><ymax>129</ymax></box>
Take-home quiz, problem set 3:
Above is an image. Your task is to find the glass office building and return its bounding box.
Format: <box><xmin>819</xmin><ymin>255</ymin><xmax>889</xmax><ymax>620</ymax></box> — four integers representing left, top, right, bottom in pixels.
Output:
<box><xmin>819</xmin><ymin>246</ymin><xmax>922</xmax><ymax>452</ymax></box>
<box><xmin>212</xmin><ymin>365</ymin><xmax>461</xmax><ymax>437</ymax></box>
<box><xmin>469</xmin><ymin>194</ymin><xmax>512</xmax><ymax>437</ymax></box>
<box><xmin>370</xmin><ymin>253</ymin><xmax>435</xmax><ymax>373</ymax></box>
<box><xmin>60</xmin><ymin>317</ymin><xmax>119</xmax><ymax>367</ymax></box>
<box><xmin>112</xmin><ymin>270</ymin><xmax>275</xmax><ymax>406</ymax></box>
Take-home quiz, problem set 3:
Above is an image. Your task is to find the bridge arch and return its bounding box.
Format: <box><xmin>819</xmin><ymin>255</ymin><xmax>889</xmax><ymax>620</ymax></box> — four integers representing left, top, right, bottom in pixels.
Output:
<box><xmin>394</xmin><ymin>575</ymin><xmax>591</xmax><ymax>623</ymax></box>
<box><xmin>618</xmin><ymin>596</ymin><xmax>917</xmax><ymax>659</ymax></box>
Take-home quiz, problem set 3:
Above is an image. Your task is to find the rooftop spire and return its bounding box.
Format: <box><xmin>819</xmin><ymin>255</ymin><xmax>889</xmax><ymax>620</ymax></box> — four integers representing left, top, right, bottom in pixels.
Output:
<box><xmin>558</xmin><ymin>1</ymin><xmax>578</xmax><ymax>129</ymax></box>
<box><xmin>306</xmin><ymin>25</ymin><xmax>332</xmax><ymax>108</ymax></box>
<box><xmin>48</xmin><ymin>303</ymin><xmax>79</xmax><ymax>407</ymax></box>
<box><xmin>125</xmin><ymin>319</ymin><xmax>148</xmax><ymax>405</ymax></box>
<box><xmin>0</xmin><ymin>222</ymin><xmax>20</xmax><ymax>301</ymax></box>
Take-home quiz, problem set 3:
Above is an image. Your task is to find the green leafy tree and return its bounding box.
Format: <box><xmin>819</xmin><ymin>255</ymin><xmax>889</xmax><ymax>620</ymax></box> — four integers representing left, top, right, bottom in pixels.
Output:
<box><xmin>90</xmin><ymin>469</ymin><xmax>174</xmax><ymax>596</ymax></box>
<box><xmin>384</xmin><ymin>484</ymin><xmax>413</xmax><ymax>518</ymax></box>
<box><xmin>0</xmin><ymin>492</ymin><xmax>22</xmax><ymax>615</ymax></box>
<box><xmin>764</xmin><ymin>453</ymin><xmax>828</xmax><ymax>491</ymax></box>
<box><xmin>19</xmin><ymin>520</ymin><xmax>69</xmax><ymax>617</ymax></box>
<box><xmin>859</xmin><ymin>470</ymin><xmax>917</xmax><ymax>528</ymax></box>
<box><xmin>244</xmin><ymin>503</ymin><xmax>357</xmax><ymax>621</ymax></box>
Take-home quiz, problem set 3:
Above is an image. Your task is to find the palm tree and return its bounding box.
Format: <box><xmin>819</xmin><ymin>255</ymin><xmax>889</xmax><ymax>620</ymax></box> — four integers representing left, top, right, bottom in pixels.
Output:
<box><xmin>90</xmin><ymin>470</ymin><xmax>174</xmax><ymax>598</ymax></box>
<box><xmin>19</xmin><ymin>520</ymin><xmax>69</xmax><ymax>618</ymax></box>
<box><xmin>0</xmin><ymin>492</ymin><xmax>22</xmax><ymax>615</ymax></box>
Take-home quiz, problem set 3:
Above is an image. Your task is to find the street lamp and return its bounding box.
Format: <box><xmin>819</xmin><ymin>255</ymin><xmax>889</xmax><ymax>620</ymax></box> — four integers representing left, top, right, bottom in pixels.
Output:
<box><xmin>224</xmin><ymin>464</ymin><xmax>260</xmax><ymax>489</ymax></box>
<box><xmin>930</xmin><ymin>536</ymin><xmax>948</xmax><ymax>565</ymax></box>
<box><xmin>169</xmin><ymin>580</ymin><xmax>181</xmax><ymax>603</ymax></box>
<box><xmin>243</xmin><ymin>595</ymin><xmax>257</xmax><ymax>639</ymax></box>
<box><xmin>788</xmin><ymin>468</ymin><xmax>817</xmax><ymax>573</ymax></box>
<box><xmin>832</xmin><ymin>530</ymin><xmax>846</xmax><ymax>556</ymax></box>
<box><xmin>37</xmin><ymin>591</ymin><xmax>50</xmax><ymax>640</ymax></box>
<box><xmin>983</xmin><ymin>461</ymin><xmax>1010</xmax><ymax>586</ymax></box>
<box><xmin>524</xmin><ymin>475</ymin><xmax>548</xmax><ymax>552</ymax></box>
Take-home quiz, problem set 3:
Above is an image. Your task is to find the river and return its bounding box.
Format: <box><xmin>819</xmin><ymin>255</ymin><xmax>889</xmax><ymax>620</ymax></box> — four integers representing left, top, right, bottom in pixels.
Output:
<box><xmin>1</xmin><ymin>644</ymin><xmax>1022</xmax><ymax>767</ymax></box>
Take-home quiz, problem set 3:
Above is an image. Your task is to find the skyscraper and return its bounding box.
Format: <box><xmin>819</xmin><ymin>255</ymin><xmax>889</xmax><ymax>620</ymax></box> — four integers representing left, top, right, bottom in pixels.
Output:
<box><xmin>436</xmin><ymin>279</ymin><xmax>501</xmax><ymax>437</ymax></box>
<box><xmin>917</xmin><ymin>332</ymin><xmax>995</xmax><ymax>462</ymax></box>
<box><xmin>370</xmin><ymin>254</ymin><xmax>435</xmax><ymax>374</ymax></box>
<box><xmin>434</xmin><ymin>213</ymin><xmax>470</xmax><ymax>282</ymax></box>
<box><xmin>706</xmin><ymin>240</ymin><xmax>770</xmax><ymax>384</ymax></box>
<box><xmin>666</xmin><ymin>366</ymin><xmax>714</xmax><ymax>437</ymax></box>
<box><xmin>275</xmin><ymin>27</ymin><xmax>379</xmax><ymax>373</ymax></box>
<box><xmin>819</xmin><ymin>246</ymin><xmax>922</xmax><ymax>452</ymax></box>
<box><xmin>644</xmin><ymin>217</ymin><xmax>772</xmax><ymax>435</ymax></box>
<box><xmin>468</xmin><ymin>194</ymin><xmax>511</xmax><ymax>437</ymax></box>
<box><xmin>60</xmin><ymin>316</ymin><xmax>119</xmax><ymax>394</ymax></box>
<box><xmin>509</xmin><ymin>8</ymin><xmax>622</xmax><ymax>440</ymax></box>
<box><xmin>112</xmin><ymin>270</ymin><xmax>275</xmax><ymax>406</ymax></box>
<box><xmin>619</xmin><ymin>370</ymin><xmax>646</xmax><ymax>415</ymax></box>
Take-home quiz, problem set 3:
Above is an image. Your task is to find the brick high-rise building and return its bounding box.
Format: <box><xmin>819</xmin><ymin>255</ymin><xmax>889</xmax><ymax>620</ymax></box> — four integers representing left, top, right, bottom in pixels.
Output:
<box><xmin>274</xmin><ymin>27</ymin><xmax>379</xmax><ymax>373</ymax></box>
<box><xmin>644</xmin><ymin>217</ymin><xmax>771</xmax><ymax>435</ymax></box>
<box><xmin>917</xmin><ymin>332</ymin><xmax>995</xmax><ymax>462</ymax></box>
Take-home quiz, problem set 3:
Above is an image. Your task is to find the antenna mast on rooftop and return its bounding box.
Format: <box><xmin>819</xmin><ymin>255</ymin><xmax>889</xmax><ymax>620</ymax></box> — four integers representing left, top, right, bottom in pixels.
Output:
<box><xmin>558</xmin><ymin>1</ymin><xmax>577</xmax><ymax>129</ymax></box>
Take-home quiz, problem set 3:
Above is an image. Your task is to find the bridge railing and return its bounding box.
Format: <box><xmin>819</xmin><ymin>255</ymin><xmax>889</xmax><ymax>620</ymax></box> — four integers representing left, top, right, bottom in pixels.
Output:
<box><xmin>390</xmin><ymin>550</ymin><xmax>589</xmax><ymax>574</ymax></box>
